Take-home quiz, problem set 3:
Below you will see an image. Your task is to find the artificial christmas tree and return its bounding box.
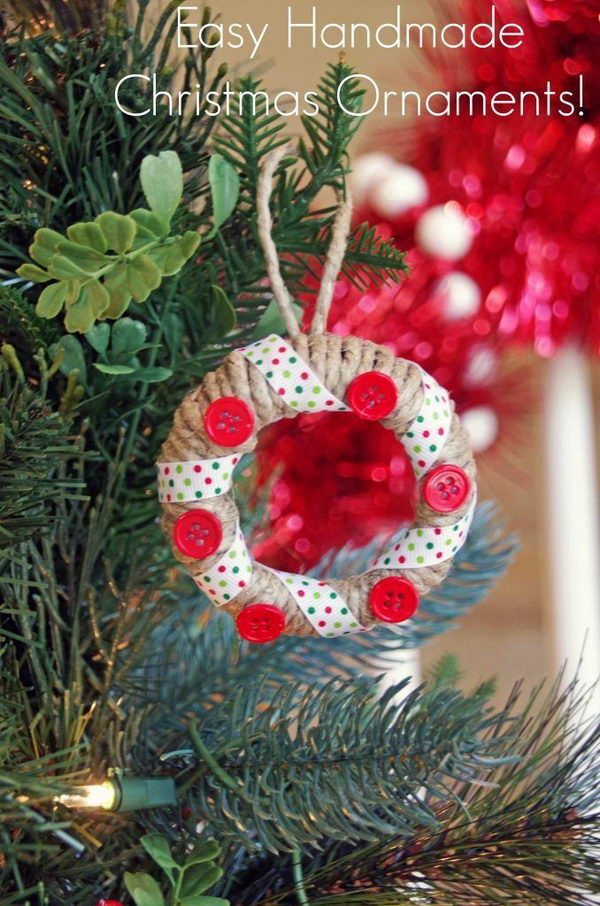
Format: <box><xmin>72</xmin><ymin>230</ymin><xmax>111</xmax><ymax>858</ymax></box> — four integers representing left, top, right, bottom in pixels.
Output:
<box><xmin>0</xmin><ymin>2</ymin><xmax>599</xmax><ymax>905</ymax></box>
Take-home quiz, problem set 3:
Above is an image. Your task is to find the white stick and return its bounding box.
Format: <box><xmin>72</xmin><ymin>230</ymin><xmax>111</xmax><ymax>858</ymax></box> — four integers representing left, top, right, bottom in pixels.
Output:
<box><xmin>543</xmin><ymin>346</ymin><xmax>600</xmax><ymax>704</ymax></box>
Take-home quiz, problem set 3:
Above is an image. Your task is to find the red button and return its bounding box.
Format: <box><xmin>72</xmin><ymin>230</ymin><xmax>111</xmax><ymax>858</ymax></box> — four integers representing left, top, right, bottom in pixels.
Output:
<box><xmin>236</xmin><ymin>603</ymin><xmax>286</xmax><ymax>643</ymax></box>
<box><xmin>423</xmin><ymin>464</ymin><xmax>470</xmax><ymax>513</ymax></box>
<box><xmin>173</xmin><ymin>509</ymin><xmax>222</xmax><ymax>559</ymax></box>
<box><xmin>204</xmin><ymin>396</ymin><xmax>254</xmax><ymax>447</ymax></box>
<box><xmin>347</xmin><ymin>371</ymin><xmax>398</xmax><ymax>420</ymax></box>
<box><xmin>370</xmin><ymin>577</ymin><xmax>419</xmax><ymax>623</ymax></box>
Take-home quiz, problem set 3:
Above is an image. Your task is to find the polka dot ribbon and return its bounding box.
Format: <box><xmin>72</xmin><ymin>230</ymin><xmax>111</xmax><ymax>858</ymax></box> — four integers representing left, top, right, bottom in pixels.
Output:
<box><xmin>156</xmin><ymin>455</ymin><xmax>241</xmax><ymax>503</ymax></box>
<box><xmin>401</xmin><ymin>366</ymin><xmax>453</xmax><ymax>480</ymax></box>
<box><xmin>370</xmin><ymin>495</ymin><xmax>477</xmax><ymax>571</ymax></box>
<box><xmin>240</xmin><ymin>334</ymin><xmax>349</xmax><ymax>413</ymax></box>
<box><xmin>193</xmin><ymin>526</ymin><xmax>253</xmax><ymax>606</ymax></box>
<box><xmin>266</xmin><ymin>567</ymin><xmax>367</xmax><ymax>637</ymax></box>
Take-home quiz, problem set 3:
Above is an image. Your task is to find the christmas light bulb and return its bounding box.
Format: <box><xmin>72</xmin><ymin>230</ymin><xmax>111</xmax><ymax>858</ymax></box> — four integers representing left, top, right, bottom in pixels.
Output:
<box><xmin>57</xmin><ymin>774</ymin><xmax>176</xmax><ymax>812</ymax></box>
<box><xmin>57</xmin><ymin>781</ymin><xmax>117</xmax><ymax>810</ymax></box>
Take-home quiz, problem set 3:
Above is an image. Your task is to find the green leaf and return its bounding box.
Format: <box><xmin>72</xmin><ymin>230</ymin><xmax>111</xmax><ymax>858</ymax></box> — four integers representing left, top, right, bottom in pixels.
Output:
<box><xmin>46</xmin><ymin>255</ymin><xmax>87</xmax><ymax>280</ymax></box>
<box><xmin>134</xmin><ymin>366</ymin><xmax>173</xmax><ymax>383</ymax></box>
<box><xmin>56</xmin><ymin>238</ymin><xmax>109</xmax><ymax>273</ymax></box>
<box><xmin>93</xmin><ymin>363</ymin><xmax>136</xmax><ymax>375</ymax></box>
<box><xmin>183</xmin><ymin>841</ymin><xmax>221</xmax><ymax>868</ymax></box>
<box><xmin>49</xmin><ymin>335</ymin><xmax>87</xmax><ymax>385</ymax></box>
<box><xmin>29</xmin><ymin>243</ymin><xmax>56</xmax><ymax>268</ymax></box>
<box><xmin>103</xmin><ymin>263</ymin><xmax>132</xmax><ymax>319</ymax></box>
<box><xmin>151</xmin><ymin>232</ymin><xmax>200</xmax><ymax>275</ymax></box>
<box><xmin>64</xmin><ymin>296</ymin><xmax>95</xmax><ymax>334</ymax></box>
<box><xmin>96</xmin><ymin>211</ymin><xmax>137</xmax><ymax>253</ymax></box>
<box><xmin>141</xmin><ymin>834</ymin><xmax>178</xmax><ymax>875</ymax></box>
<box><xmin>29</xmin><ymin>229</ymin><xmax>64</xmax><ymax>267</ymax></box>
<box><xmin>149</xmin><ymin>242</ymin><xmax>186</xmax><ymax>277</ymax></box>
<box><xmin>123</xmin><ymin>871</ymin><xmax>165</xmax><ymax>906</ymax></box>
<box><xmin>179</xmin><ymin>898</ymin><xmax>229</xmax><ymax>906</ymax></box>
<box><xmin>34</xmin><ymin>227</ymin><xmax>64</xmax><ymax>251</ymax></box>
<box><xmin>35</xmin><ymin>281</ymin><xmax>69</xmax><ymax>318</ymax></box>
<box><xmin>181</xmin><ymin>863</ymin><xmax>223</xmax><ymax>897</ymax></box>
<box><xmin>16</xmin><ymin>263</ymin><xmax>51</xmax><ymax>283</ymax></box>
<box><xmin>248</xmin><ymin>297</ymin><xmax>303</xmax><ymax>342</ymax></box>
<box><xmin>111</xmin><ymin>317</ymin><xmax>147</xmax><ymax>357</ymax></box>
<box><xmin>180</xmin><ymin>231</ymin><xmax>201</xmax><ymax>258</ymax></box>
<box><xmin>210</xmin><ymin>285</ymin><xmax>237</xmax><ymax>338</ymax></box>
<box><xmin>79</xmin><ymin>279</ymin><xmax>110</xmax><ymax>318</ymax></box>
<box><xmin>85</xmin><ymin>323</ymin><xmax>110</xmax><ymax>355</ymax></box>
<box><xmin>131</xmin><ymin>208</ymin><xmax>166</xmax><ymax>240</ymax></box>
<box><xmin>140</xmin><ymin>150</ymin><xmax>183</xmax><ymax>228</ymax></box>
<box><xmin>67</xmin><ymin>221</ymin><xmax>108</xmax><ymax>252</ymax></box>
<box><xmin>208</xmin><ymin>154</ymin><xmax>239</xmax><ymax>234</ymax></box>
<box><xmin>127</xmin><ymin>255</ymin><xmax>161</xmax><ymax>303</ymax></box>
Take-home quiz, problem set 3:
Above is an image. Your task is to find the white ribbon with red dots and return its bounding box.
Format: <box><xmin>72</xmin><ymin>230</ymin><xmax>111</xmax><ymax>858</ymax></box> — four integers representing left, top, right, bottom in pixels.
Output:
<box><xmin>157</xmin><ymin>455</ymin><xmax>241</xmax><ymax>503</ymax></box>
<box><xmin>370</xmin><ymin>495</ymin><xmax>477</xmax><ymax>571</ymax></box>
<box><xmin>266</xmin><ymin>567</ymin><xmax>367</xmax><ymax>637</ymax></box>
<box><xmin>193</xmin><ymin>525</ymin><xmax>253</xmax><ymax>606</ymax></box>
<box><xmin>241</xmin><ymin>334</ymin><xmax>350</xmax><ymax>413</ymax></box>
<box><xmin>400</xmin><ymin>366</ymin><xmax>453</xmax><ymax>480</ymax></box>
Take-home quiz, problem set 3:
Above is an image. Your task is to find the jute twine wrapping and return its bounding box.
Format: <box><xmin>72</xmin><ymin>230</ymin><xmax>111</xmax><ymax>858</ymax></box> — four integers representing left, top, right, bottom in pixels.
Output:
<box><xmin>158</xmin><ymin>143</ymin><xmax>476</xmax><ymax>637</ymax></box>
<box><xmin>158</xmin><ymin>333</ymin><xmax>475</xmax><ymax>636</ymax></box>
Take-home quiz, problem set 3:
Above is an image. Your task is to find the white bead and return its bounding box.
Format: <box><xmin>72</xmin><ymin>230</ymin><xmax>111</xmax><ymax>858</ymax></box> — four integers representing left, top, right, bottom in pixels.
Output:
<box><xmin>463</xmin><ymin>346</ymin><xmax>498</xmax><ymax>387</ymax></box>
<box><xmin>433</xmin><ymin>272</ymin><xmax>481</xmax><ymax>320</ymax></box>
<box><xmin>416</xmin><ymin>204</ymin><xmax>473</xmax><ymax>261</ymax></box>
<box><xmin>350</xmin><ymin>152</ymin><xmax>396</xmax><ymax>205</ymax></box>
<box><xmin>370</xmin><ymin>164</ymin><xmax>429</xmax><ymax>217</ymax></box>
<box><xmin>462</xmin><ymin>406</ymin><xmax>499</xmax><ymax>453</ymax></box>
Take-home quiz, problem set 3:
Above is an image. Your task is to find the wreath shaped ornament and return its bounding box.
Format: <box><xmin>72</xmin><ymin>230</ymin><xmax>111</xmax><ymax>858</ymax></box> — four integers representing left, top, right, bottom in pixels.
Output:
<box><xmin>157</xmin><ymin>145</ymin><xmax>477</xmax><ymax>643</ymax></box>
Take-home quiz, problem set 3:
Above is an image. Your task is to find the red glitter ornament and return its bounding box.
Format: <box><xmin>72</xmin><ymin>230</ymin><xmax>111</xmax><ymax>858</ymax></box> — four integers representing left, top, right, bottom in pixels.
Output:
<box><xmin>370</xmin><ymin>0</ymin><xmax>600</xmax><ymax>356</ymax></box>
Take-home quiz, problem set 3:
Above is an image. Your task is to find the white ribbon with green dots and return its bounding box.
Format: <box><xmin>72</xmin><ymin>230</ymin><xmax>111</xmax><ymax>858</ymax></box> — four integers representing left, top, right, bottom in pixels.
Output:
<box><xmin>370</xmin><ymin>494</ymin><xmax>477</xmax><ymax>571</ymax></box>
<box><xmin>192</xmin><ymin>525</ymin><xmax>253</xmax><ymax>607</ymax></box>
<box><xmin>156</xmin><ymin>454</ymin><xmax>241</xmax><ymax>503</ymax></box>
<box><xmin>241</xmin><ymin>334</ymin><xmax>350</xmax><ymax>412</ymax></box>
<box><xmin>266</xmin><ymin>567</ymin><xmax>367</xmax><ymax>637</ymax></box>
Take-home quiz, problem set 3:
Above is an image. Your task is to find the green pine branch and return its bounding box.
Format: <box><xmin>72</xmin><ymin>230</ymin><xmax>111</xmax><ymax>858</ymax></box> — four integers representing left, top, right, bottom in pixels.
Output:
<box><xmin>214</xmin><ymin>674</ymin><xmax>600</xmax><ymax>906</ymax></box>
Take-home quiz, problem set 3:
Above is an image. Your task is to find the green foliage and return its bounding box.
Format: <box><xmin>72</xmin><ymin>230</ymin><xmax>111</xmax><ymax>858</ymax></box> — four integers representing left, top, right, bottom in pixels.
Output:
<box><xmin>207</xmin><ymin>155</ymin><xmax>240</xmax><ymax>238</ymax></box>
<box><xmin>17</xmin><ymin>152</ymin><xmax>200</xmax><ymax>332</ymax></box>
<box><xmin>124</xmin><ymin>836</ymin><xmax>228</xmax><ymax>906</ymax></box>
<box><xmin>0</xmin><ymin>347</ymin><xmax>85</xmax><ymax>553</ymax></box>
<box><xmin>213</xmin><ymin>65</ymin><xmax>407</xmax><ymax>308</ymax></box>
<box><xmin>215</xmin><ymin>675</ymin><xmax>600</xmax><ymax>906</ymax></box>
<box><xmin>180</xmin><ymin>677</ymin><xmax>508</xmax><ymax>852</ymax></box>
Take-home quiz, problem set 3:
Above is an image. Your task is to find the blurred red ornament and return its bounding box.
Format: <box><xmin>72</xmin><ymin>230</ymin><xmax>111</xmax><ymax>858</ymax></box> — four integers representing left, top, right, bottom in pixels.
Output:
<box><xmin>369</xmin><ymin>0</ymin><xmax>600</xmax><ymax>356</ymax></box>
<box><xmin>94</xmin><ymin>901</ymin><xmax>124</xmax><ymax>906</ymax></box>
<box><xmin>253</xmin><ymin>411</ymin><xmax>418</xmax><ymax>572</ymax></box>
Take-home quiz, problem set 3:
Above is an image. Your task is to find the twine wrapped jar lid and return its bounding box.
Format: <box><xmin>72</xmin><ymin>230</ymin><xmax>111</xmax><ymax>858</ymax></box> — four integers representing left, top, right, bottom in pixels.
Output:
<box><xmin>157</xmin><ymin>146</ymin><xmax>476</xmax><ymax>642</ymax></box>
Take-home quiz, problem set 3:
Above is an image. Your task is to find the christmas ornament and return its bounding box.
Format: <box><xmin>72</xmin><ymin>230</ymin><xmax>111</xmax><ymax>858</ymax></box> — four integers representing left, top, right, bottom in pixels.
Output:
<box><xmin>370</xmin><ymin>164</ymin><xmax>429</xmax><ymax>219</ymax></box>
<box><xmin>370</xmin><ymin>0</ymin><xmax>600</xmax><ymax>355</ymax></box>
<box><xmin>461</xmin><ymin>405</ymin><xmax>499</xmax><ymax>453</ymax></box>
<box><xmin>350</xmin><ymin>151</ymin><xmax>397</xmax><ymax>205</ymax></box>
<box><xmin>415</xmin><ymin>203</ymin><xmax>474</xmax><ymax>262</ymax></box>
<box><xmin>95</xmin><ymin>901</ymin><xmax>124</xmax><ymax>906</ymax></box>
<box><xmin>433</xmin><ymin>272</ymin><xmax>481</xmax><ymax>321</ymax></box>
<box><xmin>157</xmin><ymin>146</ymin><xmax>477</xmax><ymax>642</ymax></box>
